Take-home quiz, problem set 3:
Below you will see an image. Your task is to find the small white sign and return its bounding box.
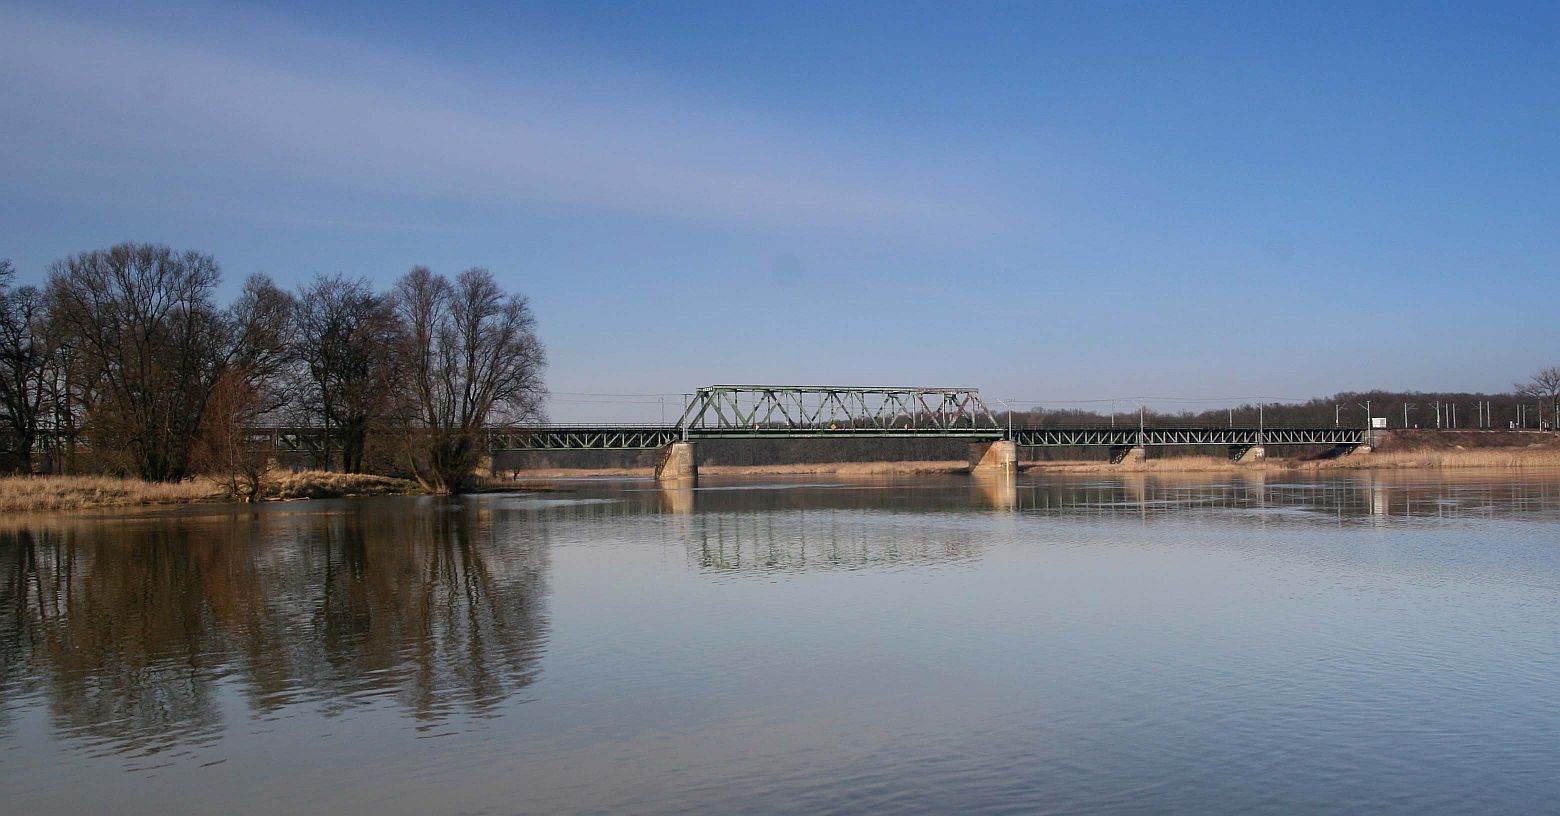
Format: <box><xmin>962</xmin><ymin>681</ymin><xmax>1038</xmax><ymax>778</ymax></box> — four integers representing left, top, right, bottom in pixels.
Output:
<box><xmin>1371</xmin><ymin>417</ymin><xmax>1388</xmax><ymax>429</ymax></box>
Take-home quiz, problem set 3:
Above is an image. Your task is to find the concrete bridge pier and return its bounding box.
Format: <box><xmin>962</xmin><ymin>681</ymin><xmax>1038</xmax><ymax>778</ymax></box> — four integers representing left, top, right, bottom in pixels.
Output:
<box><xmin>655</xmin><ymin>441</ymin><xmax>698</xmax><ymax>485</ymax></box>
<box><xmin>969</xmin><ymin>440</ymin><xmax>1017</xmax><ymax>475</ymax></box>
<box><xmin>1109</xmin><ymin>445</ymin><xmax>1146</xmax><ymax>465</ymax></box>
<box><xmin>1229</xmin><ymin>445</ymin><xmax>1265</xmax><ymax>463</ymax></box>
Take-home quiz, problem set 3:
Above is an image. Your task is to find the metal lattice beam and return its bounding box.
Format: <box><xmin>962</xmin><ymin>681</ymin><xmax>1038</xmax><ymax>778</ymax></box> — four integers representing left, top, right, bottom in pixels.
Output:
<box><xmin>1010</xmin><ymin>427</ymin><xmax>1367</xmax><ymax>447</ymax></box>
<box><xmin>675</xmin><ymin>385</ymin><xmax>1001</xmax><ymax>433</ymax></box>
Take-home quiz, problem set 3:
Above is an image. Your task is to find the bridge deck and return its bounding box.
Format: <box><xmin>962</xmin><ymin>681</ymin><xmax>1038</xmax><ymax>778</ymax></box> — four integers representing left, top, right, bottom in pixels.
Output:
<box><xmin>1011</xmin><ymin>427</ymin><xmax>1367</xmax><ymax>448</ymax></box>
<box><xmin>257</xmin><ymin>425</ymin><xmax>1367</xmax><ymax>452</ymax></box>
<box><xmin>480</xmin><ymin>425</ymin><xmax>1366</xmax><ymax>451</ymax></box>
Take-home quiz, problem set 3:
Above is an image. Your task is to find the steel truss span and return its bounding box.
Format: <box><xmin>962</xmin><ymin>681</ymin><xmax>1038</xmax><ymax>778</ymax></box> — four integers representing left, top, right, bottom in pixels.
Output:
<box><xmin>1011</xmin><ymin>427</ymin><xmax>1368</xmax><ymax>447</ymax></box>
<box><xmin>676</xmin><ymin>385</ymin><xmax>1001</xmax><ymax>432</ymax></box>
<box><xmin>485</xmin><ymin>426</ymin><xmax>682</xmax><ymax>451</ymax></box>
<box><xmin>252</xmin><ymin>386</ymin><xmax>1367</xmax><ymax>453</ymax></box>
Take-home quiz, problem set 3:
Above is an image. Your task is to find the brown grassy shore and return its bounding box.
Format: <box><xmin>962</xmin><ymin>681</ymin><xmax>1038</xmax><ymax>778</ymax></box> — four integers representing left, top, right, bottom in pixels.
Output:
<box><xmin>508</xmin><ymin>460</ymin><xmax>971</xmax><ymax>479</ymax></box>
<box><xmin>0</xmin><ymin>470</ymin><xmax>421</xmax><ymax>513</ymax></box>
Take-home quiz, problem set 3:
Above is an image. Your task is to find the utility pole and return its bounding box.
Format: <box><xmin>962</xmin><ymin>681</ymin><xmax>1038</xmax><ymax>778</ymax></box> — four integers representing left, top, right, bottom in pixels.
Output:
<box><xmin>1334</xmin><ymin>404</ymin><xmax>1340</xmax><ymax>426</ymax></box>
<box><xmin>1403</xmin><ymin>403</ymin><xmax>1414</xmax><ymax>428</ymax></box>
<box><xmin>993</xmin><ymin>398</ymin><xmax>1013</xmax><ymax>439</ymax></box>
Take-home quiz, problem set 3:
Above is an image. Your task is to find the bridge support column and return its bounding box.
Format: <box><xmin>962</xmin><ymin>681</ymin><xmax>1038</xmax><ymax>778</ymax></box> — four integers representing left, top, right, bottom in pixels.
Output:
<box><xmin>1109</xmin><ymin>445</ymin><xmax>1146</xmax><ymax>465</ymax></box>
<box><xmin>655</xmin><ymin>441</ymin><xmax>698</xmax><ymax>484</ymax></box>
<box><xmin>1229</xmin><ymin>445</ymin><xmax>1265</xmax><ymax>463</ymax></box>
<box><xmin>968</xmin><ymin>440</ymin><xmax>1017</xmax><ymax>475</ymax></box>
<box><xmin>475</xmin><ymin>454</ymin><xmax>495</xmax><ymax>479</ymax></box>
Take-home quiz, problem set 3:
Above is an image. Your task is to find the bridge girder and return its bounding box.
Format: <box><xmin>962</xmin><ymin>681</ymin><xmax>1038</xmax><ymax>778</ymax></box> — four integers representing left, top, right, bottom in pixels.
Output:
<box><xmin>675</xmin><ymin>385</ymin><xmax>1001</xmax><ymax>433</ymax></box>
<box><xmin>246</xmin><ymin>384</ymin><xmax>1366</xmax><ymax>454</ymax></box>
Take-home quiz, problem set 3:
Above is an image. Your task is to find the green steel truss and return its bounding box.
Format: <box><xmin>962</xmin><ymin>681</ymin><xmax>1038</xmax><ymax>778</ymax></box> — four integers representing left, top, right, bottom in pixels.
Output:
<box><xmin>250</xmin><ymin>385</ymin><xmax>1366</xmax><ymax>453</ymax></box>
<box><xmin>675</xmin><ymin>385</ymin><xmax>1001</xmax><ymax>434</ymax></box>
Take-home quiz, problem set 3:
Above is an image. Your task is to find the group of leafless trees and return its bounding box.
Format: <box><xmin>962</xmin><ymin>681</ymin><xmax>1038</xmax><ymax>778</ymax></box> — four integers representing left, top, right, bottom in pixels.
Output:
<box><xmin>1008</xmin><ymin>372</ymin><xmax>1560</xmax><ymax>433</ymax></box>
<box><xmin>0</xmin><ymin>243</ymin><xmax>545</xmax><ymax>493</ymax></box>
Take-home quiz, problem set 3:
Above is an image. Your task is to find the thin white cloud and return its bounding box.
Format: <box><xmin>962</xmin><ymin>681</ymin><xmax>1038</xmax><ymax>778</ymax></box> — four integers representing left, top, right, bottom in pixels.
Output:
<box><xmin>0</xmin><ymin>2</ymin><xmax>1006</xmax><ymax>237</ymax></box>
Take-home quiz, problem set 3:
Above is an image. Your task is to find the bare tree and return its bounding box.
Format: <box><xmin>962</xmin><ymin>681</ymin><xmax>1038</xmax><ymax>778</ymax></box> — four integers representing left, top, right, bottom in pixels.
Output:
<box><xmin>293</xmin><ymin>275</ymin><xmax>404</xmax><ymax>472</ymax></box>
<box><xmin>38</xmin><ymin>323</ymin><xmax>86</xmax><ymax>474</ymax></box>
<box><xmin>0</xmin><ymin>260</ymin><xmax>50</xmax><ymax>472</ymax></box>
<box><xmin>46</xmin><ymin>244</ymin><xmax>293</xmax><ymax>481</ymax></box>
<box><xmin>394</xmin><ymin>266</ymin><xmax>545</xmax><ymax>492</ymax></box>
<box><xmin>194</xmin><ymin>275</ymin><xmax>298</xmax><ymax>498</ymax></box>
<box><xmin>1517</xmin><ymin>366</ymin><xmax>1560</xmax><ymax>427</ymax></box>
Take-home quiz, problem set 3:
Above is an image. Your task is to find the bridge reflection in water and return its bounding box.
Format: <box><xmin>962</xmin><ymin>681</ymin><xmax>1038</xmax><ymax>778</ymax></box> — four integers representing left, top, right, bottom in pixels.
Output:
<box><xmin>496</xmin><ymin>472</ymin><xmax>1560</xmax><ymax>575</ymax></box>
<box><xmin>4</xmin><ymin>472</ymin><xmax>1560</xmax><ymax>767</ymax></box>
<box><xmin>567</xmin><ymin>472</ymin><xmax>1560</xmax><ymax>521</ymax></box>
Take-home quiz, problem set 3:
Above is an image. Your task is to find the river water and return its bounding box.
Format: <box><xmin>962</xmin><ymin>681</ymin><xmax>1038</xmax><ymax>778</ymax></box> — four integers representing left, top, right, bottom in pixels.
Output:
<box><xmin>2</xmin><ymin>470</ymin><xmax>1558</xmax><ymax>814</ymax></box>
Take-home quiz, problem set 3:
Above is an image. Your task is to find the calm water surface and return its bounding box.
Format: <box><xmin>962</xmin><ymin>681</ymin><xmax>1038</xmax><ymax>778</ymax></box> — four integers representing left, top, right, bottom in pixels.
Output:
<box><xmin>3</xmin><ymin>471</ymin><xmax>1559</xmax><ymax>814</ymax></box>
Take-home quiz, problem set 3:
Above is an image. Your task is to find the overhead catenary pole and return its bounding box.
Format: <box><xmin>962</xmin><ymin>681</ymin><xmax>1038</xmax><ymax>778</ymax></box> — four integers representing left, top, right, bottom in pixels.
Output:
<box><xmin>992</xmin><ymin>397</ymin><xmax>1014</xmax><ymax>440</ymax></box>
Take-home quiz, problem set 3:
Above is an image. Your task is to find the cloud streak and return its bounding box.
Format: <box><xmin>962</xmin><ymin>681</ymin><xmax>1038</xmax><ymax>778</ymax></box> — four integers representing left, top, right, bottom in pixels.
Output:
<box><xmin>0</xmin><ymin>2</ymin><xmax>1005</xmax><ymax>238</ymax></box>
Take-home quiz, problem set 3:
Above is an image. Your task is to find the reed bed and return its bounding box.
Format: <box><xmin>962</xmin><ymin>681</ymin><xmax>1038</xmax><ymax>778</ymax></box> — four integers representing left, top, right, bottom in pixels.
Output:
<box><xmin>263</xmin><ymin>470</ymin><xmax>419</xmax><ymax>500</ymax></box>
<box><xmin>1301</xmin><ymin>448</ymin><xmax>1560</xmax><ymax>471</ymax></box>
<box><xmin>0</xmin><ymin>475</ymin><xmax>218</xmax><ymax>513</ymax></box>
<box><xmin>0</xmin><ymin>470</ymin><xmax>421</xmax><ymax>513</ymax></box>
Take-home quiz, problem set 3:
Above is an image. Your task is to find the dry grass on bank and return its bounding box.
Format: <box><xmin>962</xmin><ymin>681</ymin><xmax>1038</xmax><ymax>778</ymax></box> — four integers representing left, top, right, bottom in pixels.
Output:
<box><xmin>0</xmin><ymin>470</ymin><xmax>423</xmax><ymax>513</ymax></box>
<box><xmin>1024</xmin><ymin>446</ymin><xmax>1560</xmax><ymax>474</ymax></box>
<box><xmin>1299</xmin><ymin>448</ymin><xmax>1560</xmax><ymax>471</ymax></box>
<box><xmin>1022</xmin><ymin>456</ymin><xmax>1259</xmax><ymax>474</ymax></box>
<box><xmin>262</xmin><ymin>470</ymin><xmax>420</xmax><ymax>500</ymax></box>
<box><xmin>506</xmin><ymin>460</ymin><xmax>971</xmax><ymax>479</ymax></box>
<box><xmin>0</xmin><ymin>475</ymin><xmax>219</xmax><ymax>513</ymax></box>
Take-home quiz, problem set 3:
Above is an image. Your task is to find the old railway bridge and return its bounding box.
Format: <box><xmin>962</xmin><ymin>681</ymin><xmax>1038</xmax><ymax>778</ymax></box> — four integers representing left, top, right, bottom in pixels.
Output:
<box><xmin>265</xmin><ymin>385</ymin><xmax>1369</xmax><ymax>483</ymax></box>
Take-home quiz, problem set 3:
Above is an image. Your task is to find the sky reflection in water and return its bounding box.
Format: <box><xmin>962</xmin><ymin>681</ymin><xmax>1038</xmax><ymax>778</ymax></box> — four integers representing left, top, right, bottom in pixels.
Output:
<box><xmin>2</xmin><ymin>471</ymin><xmax>1559</xmax><ymax>814</ymax></box>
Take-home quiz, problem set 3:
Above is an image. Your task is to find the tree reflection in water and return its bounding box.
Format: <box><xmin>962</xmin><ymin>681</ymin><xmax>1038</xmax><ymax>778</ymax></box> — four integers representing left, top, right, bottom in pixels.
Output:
<box><xmin>0</xmin><ymin>500</ymin><xmax>549</xmax><ymax>757</ymax></box>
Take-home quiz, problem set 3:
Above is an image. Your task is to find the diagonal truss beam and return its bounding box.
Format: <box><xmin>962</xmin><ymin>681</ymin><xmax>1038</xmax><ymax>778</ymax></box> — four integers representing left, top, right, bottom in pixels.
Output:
<box><xmin>675</xmin><ymin>385</ymin><xmax>1002</xmax><ymax>432</ymax></box>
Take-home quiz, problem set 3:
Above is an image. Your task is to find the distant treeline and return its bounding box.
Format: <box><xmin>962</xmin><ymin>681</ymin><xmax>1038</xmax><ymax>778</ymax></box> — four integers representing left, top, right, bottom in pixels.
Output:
<box><xmin>1012</xmin><ymin>383</ymin><xmax>1560</xmax><ymax>432</ymax></box>
<box><xmin>0</xmin><ymin>243</ymin><xmax>544</xmax><ymax>493</ymax></box>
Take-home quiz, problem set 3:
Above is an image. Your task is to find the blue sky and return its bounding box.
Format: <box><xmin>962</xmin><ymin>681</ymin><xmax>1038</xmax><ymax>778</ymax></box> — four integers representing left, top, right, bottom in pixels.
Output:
<box><xmin>2</xmin><ymin>1</ymin><xmax>1555</xmax><ymax>421</ymax></box>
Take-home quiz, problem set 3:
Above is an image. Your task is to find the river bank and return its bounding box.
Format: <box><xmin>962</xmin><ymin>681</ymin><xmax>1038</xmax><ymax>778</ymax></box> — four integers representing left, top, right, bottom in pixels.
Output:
<box><xmin>0</xmin><ymin>470</ymin><xmax>420</xmax><ymax>513</ymax></box>
<box><xmin>1023</xmin><ymin>447</ymin><xmax>1560</xmax><ymax>474</ymax></box>
<box><xmin>10</xmin><ymin>432</ymin><xmax>1556</xmax><ymax>512</ymax></box>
